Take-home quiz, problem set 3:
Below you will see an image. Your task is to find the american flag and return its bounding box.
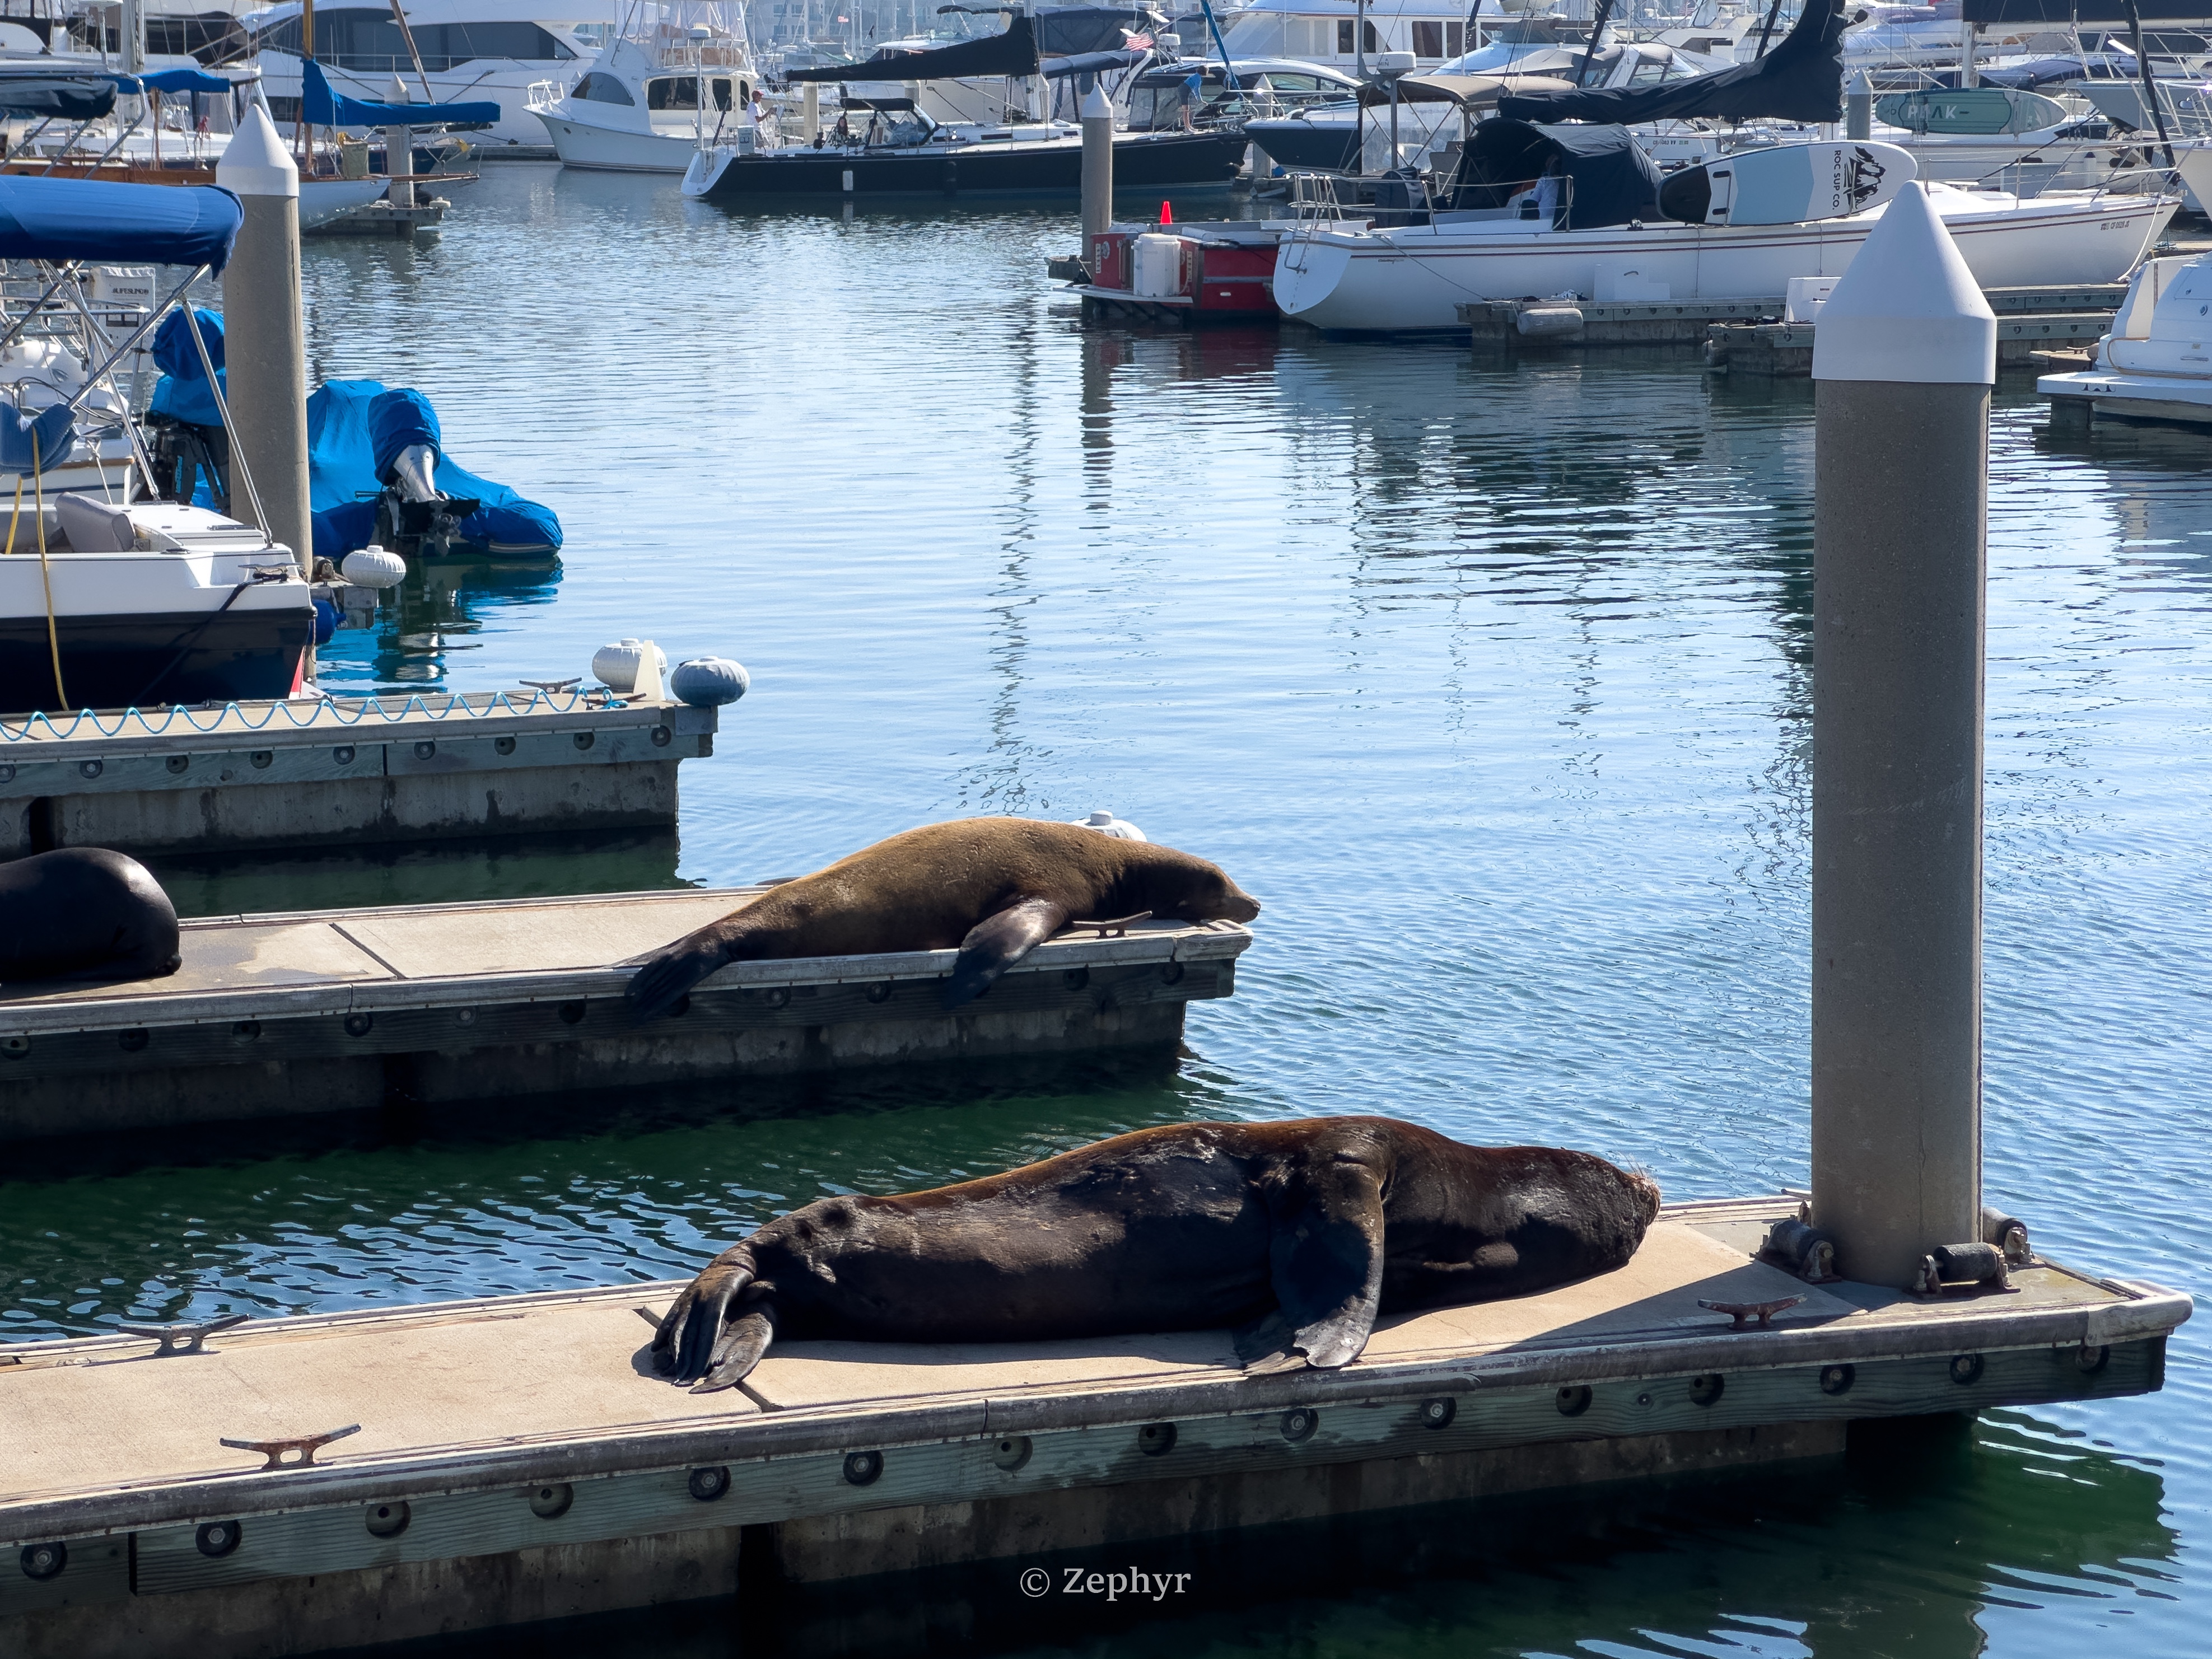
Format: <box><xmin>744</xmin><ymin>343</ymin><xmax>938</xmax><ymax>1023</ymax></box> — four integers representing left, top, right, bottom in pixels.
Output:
<box><xmin>1125</xmin><ymin>30</ymin><xmax>1154</xmax><ymax>49</ymax></box>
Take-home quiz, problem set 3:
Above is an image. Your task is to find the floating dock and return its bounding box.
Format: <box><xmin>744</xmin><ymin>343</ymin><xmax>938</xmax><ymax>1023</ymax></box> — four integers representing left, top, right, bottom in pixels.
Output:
<box><xmin>0</xmin><ymin>689</ymin><xmax>716</xmax><ymax>861</ymax></box>
<box><xmin>1458</xmin><ymin>286</ymin><xmax>2128</xmax><ymax>369</ymax></box>
<box><xmin>0</xmin><ymin>898</ymin><xmax>1250</xmax><ymax>1141</ymax></box>
<box><xmin>0</xmin><ymin>1197</ymin><xmax>2185</xmax><ymax>1657</ymax></box>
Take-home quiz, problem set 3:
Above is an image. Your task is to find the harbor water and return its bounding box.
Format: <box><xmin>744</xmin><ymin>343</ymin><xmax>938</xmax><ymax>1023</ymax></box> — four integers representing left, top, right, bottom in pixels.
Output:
<box><xmin>5</xmin><ymin>166</ymin><xmax>2209</xmax><ymax>1655</ymax></box>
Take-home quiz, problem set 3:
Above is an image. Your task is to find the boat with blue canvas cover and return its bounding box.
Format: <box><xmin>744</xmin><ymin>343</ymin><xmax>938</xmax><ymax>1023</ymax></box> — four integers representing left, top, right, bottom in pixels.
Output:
<box><xmin>146</xmin><ymin>315</ymin><xmax>561</xmax><ymax>567</ymax></box>
<box><xmin>0</xmin><ymin>175</ymin><xmax>315</xmax><ymax>716</ymax></box>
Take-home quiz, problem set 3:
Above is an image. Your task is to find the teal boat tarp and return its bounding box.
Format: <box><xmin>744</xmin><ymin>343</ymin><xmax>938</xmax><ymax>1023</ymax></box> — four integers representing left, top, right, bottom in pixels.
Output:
<box><xmin>307</xmin><ymin>378</ymin><xmax>562</xmax><ymax>562</ymax></box>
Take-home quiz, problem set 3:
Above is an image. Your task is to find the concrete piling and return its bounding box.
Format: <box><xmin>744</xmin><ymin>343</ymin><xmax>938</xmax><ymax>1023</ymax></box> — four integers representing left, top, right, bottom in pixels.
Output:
<box><xmin>214</xmin><ymin>106</ymin><xmax>312</xmax><ymax>578</ymax></box>
<box><xmin>1808</xmin><ymin>183</ymin><xmax>1996</xmax><ymax>1289</ymax></box>
<box><xmin>1081</xmin><ymin>84</ymin><xmax>1113</xmax><ymax>254</ymax></box>
<box><xmin>384</xmin><ymin>75</ymin><xmax>416</xmax><ymax>211</ymax></box>
<box><xmin>1846</xmin><ymin>70</ymin><xmax>1871</xmax><ymax>141</ymax></box>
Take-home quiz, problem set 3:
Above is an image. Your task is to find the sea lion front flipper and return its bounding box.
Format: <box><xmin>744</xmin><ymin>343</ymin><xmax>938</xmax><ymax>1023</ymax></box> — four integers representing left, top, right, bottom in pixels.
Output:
<box><xmin>626</xmin><ymin>928</ymin><xmax>730</xmax><ymax>1024</ymax></box>
<box><xmin>942</xmin><ymin>897</ymin><xmax>1069</xmax><ymax>1009</ymax></box>
<box><xmin>1254</xmin><ymin>1155</ymin><xmax>1388</xmax><ymax>1372</ymax></box>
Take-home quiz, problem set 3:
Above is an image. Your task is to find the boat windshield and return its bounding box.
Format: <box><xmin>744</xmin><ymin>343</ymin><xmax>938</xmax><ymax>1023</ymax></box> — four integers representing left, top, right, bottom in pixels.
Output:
<box><xmin>861</xmin><ymin>109</ymin><xmax>937</xmax><ymax>147</ymax></box>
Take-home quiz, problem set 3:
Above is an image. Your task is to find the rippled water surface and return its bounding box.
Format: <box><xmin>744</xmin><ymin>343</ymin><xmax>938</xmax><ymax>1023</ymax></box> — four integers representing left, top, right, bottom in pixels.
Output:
<box><xmin>6</xmin><ymin>166</ymin><xmax>2210</xmax><ymax>1656</ymax></box>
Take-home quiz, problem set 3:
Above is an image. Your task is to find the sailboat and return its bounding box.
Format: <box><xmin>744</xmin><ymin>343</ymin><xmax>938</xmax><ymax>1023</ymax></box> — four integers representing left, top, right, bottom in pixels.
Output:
<box><xmin>682</xmin><ymin>14</ymin><xmax>1247</xmax><ymax>200</ymax></box>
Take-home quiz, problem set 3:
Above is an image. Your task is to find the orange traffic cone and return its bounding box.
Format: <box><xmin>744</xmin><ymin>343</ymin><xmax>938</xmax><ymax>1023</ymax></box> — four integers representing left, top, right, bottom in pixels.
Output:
<box><xmin>1159</xmin><ymin>200</ymin><xmax>1173</xmax><ymax>225</ymax></box>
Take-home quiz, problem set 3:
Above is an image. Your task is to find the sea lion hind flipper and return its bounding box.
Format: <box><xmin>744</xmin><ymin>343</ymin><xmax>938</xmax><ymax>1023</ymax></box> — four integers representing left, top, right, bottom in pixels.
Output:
<box><xmin>941</xmin><ymin>897</ymin><xmax>1069</xmax><ymax>1009</ymax></box>
<box><xmin>654</xmin><ymin>1255</ymin><xmax>754</xmax><ymax>1383</ymax></box>
<box><xmin>1231</xmin><ymin>1311</ymin><xmax>1308</xmax><ymax>1374</ymax></box>
<box><xmin>1260</xmin><ymin>1157</ymin><xmax>1388</xmax><ymax>1371</ymax></box>
<box><xmin>693</xmin><ymin>1306</ymin><xmax>776</xmax><ymax>1394</ymax></box>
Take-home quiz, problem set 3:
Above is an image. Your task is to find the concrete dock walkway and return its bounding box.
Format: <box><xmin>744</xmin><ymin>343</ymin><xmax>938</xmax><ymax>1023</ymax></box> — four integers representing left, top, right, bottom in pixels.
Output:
<box><xmin>0</xmin><ymin>1195</ymin><xmax>2186</xmax><ymax>1655</ymax></box>
<box><xmin>0</xmin><ymin>896</ymin><xmax>1250</xmax><ymax>1139</ymax></box>
<box><xmin>0</xmin><ymin>690</ymin><xmax>717</xmax><ymax>859</ymax></box>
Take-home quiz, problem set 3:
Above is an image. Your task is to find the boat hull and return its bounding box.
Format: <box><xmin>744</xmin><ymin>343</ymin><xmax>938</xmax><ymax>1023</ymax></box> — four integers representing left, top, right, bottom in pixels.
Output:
<box><xmin>533</xmin><ymin>107</ymin><xmax>707</xmax><ymax>174</ymax></box>
<box><xmin>1274</xmin><ymin>193</ymin><xmax>2178</xmax><ymax>333</ymax></box>
<box><xmin>0</xmin><ymin>543</ymin><xmax>314</xmax><ymax>716</ymax></box>
<box><xmin>0</xmin><ymin>607</ymin><xmax>311</xmax><ymax>716</ymax></box>
<box><xmin>684</xmin><ymin>129</ymin><xmax>1247</xmax><ymax>199</ymax></box>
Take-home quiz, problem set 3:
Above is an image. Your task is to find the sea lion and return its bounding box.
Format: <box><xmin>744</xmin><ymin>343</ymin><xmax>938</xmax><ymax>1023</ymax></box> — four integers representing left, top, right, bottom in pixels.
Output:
<box><xmin>0</xmin><ymin>848</ymin><xmax>181</xmax><ymax>985</ymax></box>
<box><xmin>653</xmin><ymin>1116</ymin><xmax>1661</xmax><ymax>1392</ymax></box>
<box><xmin>624</xmin><ymin>816</ymin><xmax>1261</xmax><ymax>1021</ymax></box>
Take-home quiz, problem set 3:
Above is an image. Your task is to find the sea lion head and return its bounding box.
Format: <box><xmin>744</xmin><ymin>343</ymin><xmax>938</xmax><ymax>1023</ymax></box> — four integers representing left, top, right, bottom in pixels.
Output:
<box><xmin>1133</xmin><ymin>845</ymin><xmax>1261</xmax><ymax>926</ymax></box>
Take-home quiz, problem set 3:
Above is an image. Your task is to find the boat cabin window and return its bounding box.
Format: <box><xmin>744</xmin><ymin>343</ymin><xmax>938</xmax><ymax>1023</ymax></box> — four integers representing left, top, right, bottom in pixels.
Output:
<box><xmin>252</xmin><ymin>10</ymin><xmax>577</xmax><ymax>70</ymax></box>
<box><xmin>1626</xmin><ymin>52</ymin><xmax>1674</xmax><ymax>87</ymax></box>
<box><xmin>574</xmin><ymin>72</ymin><xmax>634</xmax><ymax>105</ymax></box>
<box><xmin>1337</xmin><ymin>20</ymin><xmax>1380</xmax><ymax>53</ymax></box>
<box><xmin>646</xmin><ymin>76</ymin><xmax>734</xmax><ymax>111</ymax></box>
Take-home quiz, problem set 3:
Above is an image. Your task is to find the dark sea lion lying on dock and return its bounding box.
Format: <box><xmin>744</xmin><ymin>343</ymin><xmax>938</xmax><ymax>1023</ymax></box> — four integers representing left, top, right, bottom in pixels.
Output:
<box><xmin>0</xmin><ymin>848</ymin><xmax>181</xmax><ymax>985</ymax></box>
<box><xmin>624</xmin><ymin>816</ymin><xmax>1261</xmax><ymax>1021</ymax></box>
<box><xmin>654</xmin><ymin>1116</ymin><xmax>1662</xmax><ymax>1391</ymax></box>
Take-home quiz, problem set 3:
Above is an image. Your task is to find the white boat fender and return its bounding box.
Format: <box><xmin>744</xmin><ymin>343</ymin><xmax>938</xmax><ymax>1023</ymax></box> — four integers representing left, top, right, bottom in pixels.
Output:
<box><xmin>1518</xmin><ymin>305</ymin><xmax>1584</xmax><ymax>339</ymax></box>
<box><xmin>1071</xmin><ymin>809</ymin><xmax>1146</xmax><ymax>841</ymax></box>
<box><xmin>593</xmin><ymin>638</ymin><xmax>668</xmax><ymax>694</ymax></box>
<box><xmin>340</xmin><ymin>545</ymin><xmax>408</xmax><ymax>589</ymax></box>
<box><xmin>671</xmin><ymin>657</ymin><xmax>750</xmax><ymax>707</ymax></box>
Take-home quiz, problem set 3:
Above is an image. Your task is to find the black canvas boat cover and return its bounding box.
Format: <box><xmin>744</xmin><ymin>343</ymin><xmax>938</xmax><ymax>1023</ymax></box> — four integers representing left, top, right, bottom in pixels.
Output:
<box><xmin>787</xmin><ymin>14</ymin><xmax>1040</xmax><ymax>82</ymax></box>
<box><xmin>1496</xmin><ymin>0</ymin><xmax>1846</xmax><ymax>126</ymax></box>
<box><xmin>1445</xmin><ymin>119</ymin><xmax>1662</xmax><ymax>228</ymax></box>
<box><xmin>0</xmin><ymin>71</ymin><xmax>117</xmax><ymax>120</ymax></box>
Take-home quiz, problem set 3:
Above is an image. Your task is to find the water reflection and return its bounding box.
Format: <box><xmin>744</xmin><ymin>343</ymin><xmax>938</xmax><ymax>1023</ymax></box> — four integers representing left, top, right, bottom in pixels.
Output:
<box><xmin>312</xmin><ymin>559</ymin><xmax>567</xmax><ymax>694</ymax></box>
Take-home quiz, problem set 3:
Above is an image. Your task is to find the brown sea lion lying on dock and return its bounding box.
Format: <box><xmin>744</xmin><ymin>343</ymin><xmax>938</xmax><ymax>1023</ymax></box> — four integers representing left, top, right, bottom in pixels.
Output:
<box><xmin>624</xmin><ymin>815</ymin><xmax>1261</xmax><ymax>1021</ymax></box>
<box><xmin>654</xmin><ymin>1116</ymin><xmax>1662</xmax><ymax>1391</ymax></box>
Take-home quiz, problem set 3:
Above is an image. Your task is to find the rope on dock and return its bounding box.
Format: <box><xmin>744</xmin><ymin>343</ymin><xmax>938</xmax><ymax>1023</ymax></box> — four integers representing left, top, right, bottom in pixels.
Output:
<box><xmin>0</xmin><ymin>686</ymin><xmax>623</xmax><ymax>743</ymax></box>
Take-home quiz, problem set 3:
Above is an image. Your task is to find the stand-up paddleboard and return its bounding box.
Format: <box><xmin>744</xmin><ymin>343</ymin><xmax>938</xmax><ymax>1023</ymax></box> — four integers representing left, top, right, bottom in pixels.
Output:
<box><xmin>1874</xmin><ymin>86</ymin><xmax>2069</xmax><ymax>136</ymax></box>
<box><xmin>1658</xmin><ymin>142</ymin><xmax>1917</xmax><ymax>228</ymax></box>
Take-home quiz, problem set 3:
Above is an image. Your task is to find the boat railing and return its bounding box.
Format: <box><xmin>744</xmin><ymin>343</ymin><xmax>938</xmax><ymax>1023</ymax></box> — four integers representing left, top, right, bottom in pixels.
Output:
<box><xmin>524</xmin><ymin>79</ymin><xmax>564</xmax><ymax>111</ymax></box>
<box><xmin>1285</xmin><ymin>171</ymin><xmax>1352</xmax><ymax>221</ymax></box>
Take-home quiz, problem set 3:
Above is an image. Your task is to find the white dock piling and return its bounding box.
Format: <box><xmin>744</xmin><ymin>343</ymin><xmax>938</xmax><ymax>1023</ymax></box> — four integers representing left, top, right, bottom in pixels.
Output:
<box><xmin>214</xmin><ymin>107</ymin><xmax>311</xmax><ymax>579</ymax></box>
<box><xmin>384</xmin><ymin>74</ymin><xmax>415</xmax><ymax>211</ymax></box>
<box><xmin>1808</xmin><ymin>183</ymin><xmax>1996</xmax><ymax>1289</ymax></box>
<box><xmin>1081</xmin><ymin>84</ymin><xmax>1113</xmax><ymax>252</ymax></box>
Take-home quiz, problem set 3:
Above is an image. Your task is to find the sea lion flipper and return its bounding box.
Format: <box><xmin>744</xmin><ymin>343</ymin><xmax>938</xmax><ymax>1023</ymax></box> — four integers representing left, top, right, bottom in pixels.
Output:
<box><xmin>626</xmin><ymin>929</ymin><xmax>730</xmax><ymax>1023</ymax></box>
<box><xmin>1257</xmin><ymin>1156</ymin><xmax>1388</xmax><ymax>1372</ymax></box>
<box><xmin>654</xmin><ymin>1253</ymin><xmax>754</xmax><ymax>1383</ymax></box>
<box><xmin>942</xmin><ymin>897</ymin><xmax>1068</xmax><ymax>1009</ymax></box>
<box><xmin>693</xmin><ymin>1306</ymin><xmax>776</xmax><ymax>1394</ymax></box>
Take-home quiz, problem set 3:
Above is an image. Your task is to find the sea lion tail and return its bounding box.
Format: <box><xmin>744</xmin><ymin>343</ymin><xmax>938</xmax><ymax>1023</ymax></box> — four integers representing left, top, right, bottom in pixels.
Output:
<box><xmin>626</xmin><ymin>930</ymin><xmax>732</xmax><ymax>1023</ymax></box>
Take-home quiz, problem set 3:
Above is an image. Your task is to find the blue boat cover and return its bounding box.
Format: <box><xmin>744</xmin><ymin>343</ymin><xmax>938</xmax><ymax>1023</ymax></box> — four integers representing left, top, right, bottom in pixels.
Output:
<box><xmin>108</xmin><ymin>68</ymin><xmax>236</xmax><ymax>97</ymax></box>
<box><xmin>0</xmin><ymin>175</ymin><xmax>241</xmax><ymax>273</ymax></box>
<box><xmin>301</xmin><ymin>59</ymin><xmax>501</xmax><ymax>129</ymax></box>
<box><xmin>147</xmin><ymin>307</ymin><xmax>227</xmax><ymax>427</ymax></box>
<box><xmin>0</xmin><ymin>74</ymin><xmax>116</xmax><ymax>120</ymax></box>
<box><xmin>0</xmin><ymin>398</ymin><xmax>77</xmax><ymax>476</ymax></box>
<box><xmin>367</xmin><ymin>387</ymin><xmax>438</xmax><ymax>479</ymax></box>
<box><xmin>306</xmin><ymin>380</ymin><xmax>562</xmax><ymax>561</ymax></box>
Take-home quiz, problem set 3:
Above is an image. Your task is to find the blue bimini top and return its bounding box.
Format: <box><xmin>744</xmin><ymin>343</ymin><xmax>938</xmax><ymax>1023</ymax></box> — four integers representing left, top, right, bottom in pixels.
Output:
<box><xmin>0</xmin><ymin>176</ymin><xmax>242</xmax><ymax>274</ymax></box>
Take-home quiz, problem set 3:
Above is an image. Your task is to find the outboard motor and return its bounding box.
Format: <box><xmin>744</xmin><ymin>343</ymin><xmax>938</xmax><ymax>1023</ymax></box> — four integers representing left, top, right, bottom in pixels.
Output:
<box><xmin>368</xmin><ymin>388</ymin><xmax>480</xmax><ymax>559</ymax></box>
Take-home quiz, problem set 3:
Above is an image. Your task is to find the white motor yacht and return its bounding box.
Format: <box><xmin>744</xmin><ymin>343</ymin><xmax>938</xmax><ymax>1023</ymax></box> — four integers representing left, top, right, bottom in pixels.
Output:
<box><xmin>1273</xmin><ymin>134</ymin><xmax>2178</xmax><ymax>333</ymax></box>
<box><xmin>528</xmin><ymin>1</ymin><xmax>760</xmax><ymax>172</ymax></box>
<box><xmin>238</xmin><ymin>1</ymin><xmax>613</xmax><ymax>150</ymax></box>
<box><xmin>2040</xmin><ymin>253</ymin><xmax>2212</xmax><ymax>424</ymax></box>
